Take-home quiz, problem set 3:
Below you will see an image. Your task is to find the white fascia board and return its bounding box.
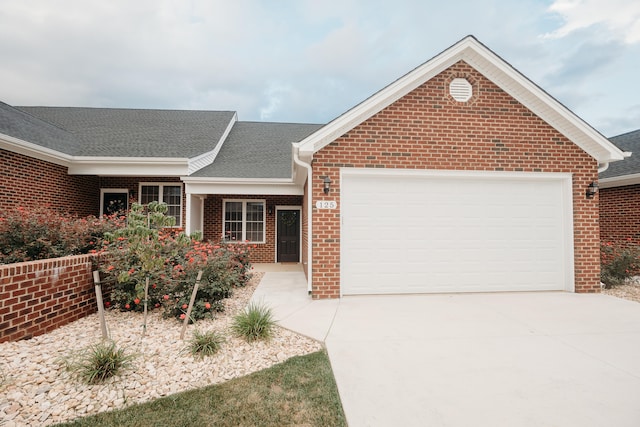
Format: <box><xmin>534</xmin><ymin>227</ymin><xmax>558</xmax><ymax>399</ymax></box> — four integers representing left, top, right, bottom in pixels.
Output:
<box><xmin>68</xmin><ymin>157</ymin><xmax>189</xmax><ymax>176</ymax></box>
<box><xmin>187</xmin><ymin>112</ymin><xmax>237</xmax><ymax>175</ymax></box>
<box><xmin>183</xmin><ymin>177</ymin><xmax>303</xmax><ymax>196</ymax></box>
<box><xmin>0</xmin><ymin>133</ymin><xmax>72</xmax><ymax>166</ymax></box>
<box><xmin>599</xmin><ymin>174</ymin><xmax>640</xmax><ymax>189</ymax></box>
<box><xmin>297</xmin><ymin>36</ymin><xmax>625</xmax><ymax>164</ymax></box>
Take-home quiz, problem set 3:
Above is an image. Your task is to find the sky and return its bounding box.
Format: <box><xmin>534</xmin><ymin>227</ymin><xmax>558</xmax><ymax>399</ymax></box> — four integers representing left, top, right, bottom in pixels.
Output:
<box><xmin>0</xmin><ymin>0</ymin><xmax>639</xmax><ymax>137</ymax></box>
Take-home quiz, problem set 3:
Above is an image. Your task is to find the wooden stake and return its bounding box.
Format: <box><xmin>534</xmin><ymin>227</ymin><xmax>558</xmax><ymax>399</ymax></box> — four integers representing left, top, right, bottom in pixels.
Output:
<box><xmin>93</xmin><ymin>271</ymin><xmax>109</xmax><ymax>340</ymax></box>
<box><xmin>142</xmin><ymin>276</ymin><xmax>149</xmax><ymax>337</ymax></box>
<box><xmin>180</xmin><ymin>270</ymin><xmax>203</xmax><ymax>340</ymax></box>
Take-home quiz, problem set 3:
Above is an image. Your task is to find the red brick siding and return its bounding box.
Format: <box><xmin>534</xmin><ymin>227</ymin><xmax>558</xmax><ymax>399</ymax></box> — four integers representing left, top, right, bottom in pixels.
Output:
<box><xmin>311</xmin><ymin>61</ymin><xmax>599</xmax><ymax>299</ymax></box>
<box><xmin>599</xmin><ymin>185</ymin><xmax>640</xmax><ymax>244</ymax></box>
<box><xmin>0</xmin><ymin>149</ymin><xmax>99</xmax><ymax>216</ymax></box>
<box><xmin>99</xmin><ymin>177</ymin><xmax>186</xmax><ymax>226</ymax></box>
<box><xmin>0</xmin><ymin>254</ymin><xmax>98</xmax><ymax>342</ymax></box>
<box><xmin>203</xmin><ymin>195</ymin><xmax>303</xmax><ymax>263</ymax></box>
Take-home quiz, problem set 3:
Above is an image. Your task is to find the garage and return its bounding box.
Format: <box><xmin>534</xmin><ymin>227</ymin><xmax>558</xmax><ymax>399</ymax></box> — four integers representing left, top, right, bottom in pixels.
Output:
<box><xmin>340</xmin><ymin>169</ymin><xmax>575</xmax><ymax>295</ymax></box>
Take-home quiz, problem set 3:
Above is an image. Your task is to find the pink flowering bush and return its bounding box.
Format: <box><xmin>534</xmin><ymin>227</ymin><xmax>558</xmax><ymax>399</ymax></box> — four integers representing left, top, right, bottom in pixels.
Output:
<box><xmin>100</xmin><ymin>202</ymin><xmax>253</xmax><ymax>321</ymax></box>
<box><xmin>0</xmin><ymin>206</ymin><xmax>123</xmax><ymax>264</ymax></box>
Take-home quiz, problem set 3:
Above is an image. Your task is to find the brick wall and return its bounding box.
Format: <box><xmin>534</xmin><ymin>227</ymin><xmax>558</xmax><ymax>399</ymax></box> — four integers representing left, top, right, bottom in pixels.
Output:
<box><xmin>0</xmin><ymin>149</ymin><xmax>99</xmax><ymax>216</ymax></box>
<box><xmin>0</xmin><ymin>254</ymin><xmax>98</xmax><ymax>342</ymax></box>
<box><xmin>203</xmin><ymin>195</ymin><xmax>303</xmax><ymax>263</ymax></box>
<box><xmin>599</xmin><ymin>185</ymin><xmax>640</xmax><ymax>244</ymax></box>
<box><xmin>311</xmin><ymin>61</ymin><xmax>599</xmax><ymax>298</ymax></box>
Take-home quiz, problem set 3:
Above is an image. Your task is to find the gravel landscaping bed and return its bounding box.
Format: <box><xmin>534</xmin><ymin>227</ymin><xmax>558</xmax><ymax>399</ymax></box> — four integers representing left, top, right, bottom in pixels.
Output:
<box><xmin>0</xmin><ymin>272</ymin><xmax>322</xmax><ymax>427</ymax></box>
<box><xmin>602</xmin><ymin>280</ymin><xmax>640</xmax><ymax>303</ymax></box>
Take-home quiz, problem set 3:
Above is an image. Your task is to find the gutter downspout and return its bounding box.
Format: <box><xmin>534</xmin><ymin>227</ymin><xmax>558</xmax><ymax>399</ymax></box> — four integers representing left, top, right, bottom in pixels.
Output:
<box><xmin>292</xmin><ymin>143</ymin><xmax>313</xmax><ymax>294</ymax></box>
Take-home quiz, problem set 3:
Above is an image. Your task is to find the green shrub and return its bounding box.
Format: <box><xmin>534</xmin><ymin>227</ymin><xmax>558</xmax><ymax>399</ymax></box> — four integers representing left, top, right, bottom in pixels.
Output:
<box><xmin>187</xmin><ymin>329</ymin><xmax>225</xmax><ymax>358</ymax></box>
<box><xmin>232</xmin><ymin>302</ymin><xmax>276</xmax><ymax>342</ymax></box>
<box><xmin>62</xmin><ymin>340</ymin><xmax>135</xmax><ymax>384</ymax></box>
<box><xmin>100</xmin><ymin>202</ymin><xmax>253</xmax><ymax>322</ymax></box>
<box><xmin>0</xmin><ymin>206</ymin><xmax>123</xmax><ymax>264</ymax></box>
<box><xmin>601</xmin><ymin>240</ymin><xmax>640</xmax><ymax>288</ymax></box>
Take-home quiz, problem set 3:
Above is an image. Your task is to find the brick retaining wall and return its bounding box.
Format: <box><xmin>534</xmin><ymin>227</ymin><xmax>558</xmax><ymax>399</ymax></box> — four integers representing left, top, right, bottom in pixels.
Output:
<box><xmin>0</xmin><ymin>254</ymin><xmax>98</xmax><ymax>342</ymax></box>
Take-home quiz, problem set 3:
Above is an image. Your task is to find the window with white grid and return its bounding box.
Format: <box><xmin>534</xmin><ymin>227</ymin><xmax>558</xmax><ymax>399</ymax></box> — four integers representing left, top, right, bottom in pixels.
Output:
<box><xmin>139</xmin><ymin>183</ymin><xmax>183</xmax><ymax>227</ymax></box>
<box><xmin>223</xmin><ymin>200</ymin><xmax>265</xmax><ymax>243</ymax></box>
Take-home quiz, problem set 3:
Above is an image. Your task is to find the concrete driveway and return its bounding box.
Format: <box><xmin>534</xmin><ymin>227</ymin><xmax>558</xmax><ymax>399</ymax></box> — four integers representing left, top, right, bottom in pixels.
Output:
<box><xmin>251</xmin><ymin>267</ymin><xmax>640</xmax><ymax>427</ymax></box>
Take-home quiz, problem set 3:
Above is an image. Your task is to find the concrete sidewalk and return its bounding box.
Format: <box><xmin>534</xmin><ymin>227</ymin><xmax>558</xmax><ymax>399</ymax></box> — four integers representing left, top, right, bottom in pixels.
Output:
<box><xmin>251</xmin><ymin>263</ymin><xmax>339</xmax><ymax>342</ymax></box>
<box><xmin>251</xmin><ymin>265</ymin><xmax>640</xmax><ymax>427</ymax></box>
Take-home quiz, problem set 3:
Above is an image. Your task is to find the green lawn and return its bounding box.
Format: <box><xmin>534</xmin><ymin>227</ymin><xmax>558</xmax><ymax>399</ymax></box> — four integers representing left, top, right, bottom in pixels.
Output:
<box><xmin>54</xmin><ymin>350</ymin><xmax>346</xmax><ymax>427</ymax></box>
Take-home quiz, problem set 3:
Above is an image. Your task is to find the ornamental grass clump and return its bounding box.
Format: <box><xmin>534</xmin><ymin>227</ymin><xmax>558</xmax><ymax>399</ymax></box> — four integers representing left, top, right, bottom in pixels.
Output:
<box><xmin>231</xmin><ymin>302</ymin><xmax>276</xmax><ymax>342</ymax></box>
<box><xmin>63</xmin><ymin>341</ymin><xmax>135</xmax><ymax>385</ymax></box>
<box><xmin>187</xmin><ymin>329</ymin><xmax>225</xmax><ymax>359</ymax></box>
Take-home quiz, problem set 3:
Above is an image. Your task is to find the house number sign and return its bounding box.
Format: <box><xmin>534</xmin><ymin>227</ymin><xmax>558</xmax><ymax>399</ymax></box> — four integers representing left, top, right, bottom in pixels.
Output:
<box><xmin>316</xmin><ymin>201</ymin><xmax>337</xmax><ymax>209</ymax></box>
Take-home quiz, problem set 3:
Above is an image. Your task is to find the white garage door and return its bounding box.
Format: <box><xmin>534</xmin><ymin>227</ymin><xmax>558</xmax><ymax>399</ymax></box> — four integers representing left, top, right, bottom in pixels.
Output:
<box><xmin>340</xmin><ymin>169</ymin><xmax>574</xmax><ymax>295</ymax></box>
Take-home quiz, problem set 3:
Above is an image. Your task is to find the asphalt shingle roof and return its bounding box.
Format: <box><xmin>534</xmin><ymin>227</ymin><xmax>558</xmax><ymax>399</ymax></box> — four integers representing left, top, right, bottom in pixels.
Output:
<box><xmin>16</xmin><ymin>106</ymin><xmax>236</xmax><ymax>158</ymax></box>
<box><xmin>600</xmin><ymin>129</ymin><xmax>640</xmax><ymax>179</ymax></box>
<box><xmin>191</xmin><ymin>121</ymin><xmax>323</xmax><ymax>179</ymax></box>
<box><xmin>0</xmin><ymin>101</ymin><xmax>80</xmax><ymax>154</ymax></box>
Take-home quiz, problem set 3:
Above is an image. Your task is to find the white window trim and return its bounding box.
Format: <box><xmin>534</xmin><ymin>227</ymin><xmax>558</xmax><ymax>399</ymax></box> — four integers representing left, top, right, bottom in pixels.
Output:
<box><xmin>100</xmin><ymin>188</ymin><xmax>129</xmax><ymax>217</ymax></box>
<box><xmin>222</xmin><ymin>199</ymin><xmax>266</xmax><ymax>243</ymax></box>
<box><xmin>138</xmin><ymin>182</ymin><xmax>184</xmax><ymax>227</ymax></box>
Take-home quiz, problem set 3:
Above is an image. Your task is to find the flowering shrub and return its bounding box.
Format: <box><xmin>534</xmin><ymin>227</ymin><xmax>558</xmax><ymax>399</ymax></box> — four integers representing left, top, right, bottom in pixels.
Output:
<box><xmin>0</xmin><ymin>206</ymin><xmax>123</xmax><ymax>264</ymax></box>
<box><xmin>600</xmin><ymin>239</ymin><xmax>640</xmax><ymax>288</ymax></box>
<box><xmin>100</xmin><ymin>202</ymin><xmax>253</xmax><ymax>321</ymax></box>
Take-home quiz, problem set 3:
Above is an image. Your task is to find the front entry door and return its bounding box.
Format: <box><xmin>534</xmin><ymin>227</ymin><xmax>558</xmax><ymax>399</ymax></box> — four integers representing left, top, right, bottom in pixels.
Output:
<box><xmin>277</xmin><ymin>210</ymin><xmax>300</xmax><ymax>262</ymax></box>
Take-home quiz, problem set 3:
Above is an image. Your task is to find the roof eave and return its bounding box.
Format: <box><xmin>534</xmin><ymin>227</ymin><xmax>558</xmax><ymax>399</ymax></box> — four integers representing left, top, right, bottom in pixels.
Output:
<box><xmin>68</xmin><ymin>157</ymin><xmax>189</xmax><ymax>176</ymax></box>
<box><xmin>0</xmin><ymin>132</ymin><xmax>72</xmax><ymax>167</ymax></box>
<box><xmin>599</xmin><ymin>173</ymin><xmax>640</xmax><ymax>189</ymax></box>
<box><xmin>182</xmin><ymin>177</ymin><xmax>303</xmax><ymax>196</ymax></box>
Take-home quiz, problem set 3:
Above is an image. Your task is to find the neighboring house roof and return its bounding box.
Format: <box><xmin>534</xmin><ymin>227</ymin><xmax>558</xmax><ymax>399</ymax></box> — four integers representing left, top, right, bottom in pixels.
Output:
<box><xmin>17</xmin><ymin>106</ymin><xmax>237</xmax><ymax>158</ymax></box>
<box><xmin>191</xmin><ymin>121</ymin><xmax>322</xmax><ymax>179</ymax></box>
<box><xmin>296</xmin><ymin>35</ymin><xmax>626</xmax><ymax>165</ymax></box>
<box><xmin>599</xmin><ymin>129</ymin><xmax>640</xmax><ymax>188</ymax></box>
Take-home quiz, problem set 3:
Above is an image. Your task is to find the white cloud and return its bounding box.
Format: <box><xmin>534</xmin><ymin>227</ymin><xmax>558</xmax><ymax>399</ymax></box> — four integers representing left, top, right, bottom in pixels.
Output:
<box><xmin>545</xmin><ymin>0</ymin><xmax>640</xmax><ymax>44</ymax></box>
<box><xmin>259</xmin><ymin>83</ymin><xmax>291</xmax><ymax>121</ymax></box>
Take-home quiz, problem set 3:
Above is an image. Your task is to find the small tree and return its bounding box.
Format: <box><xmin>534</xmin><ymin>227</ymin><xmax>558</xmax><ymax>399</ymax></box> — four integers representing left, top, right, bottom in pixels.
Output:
<box><xmin>101</xmin><ymin>201</ymin><xmax>254</xmax><ymax>324</ymax></box>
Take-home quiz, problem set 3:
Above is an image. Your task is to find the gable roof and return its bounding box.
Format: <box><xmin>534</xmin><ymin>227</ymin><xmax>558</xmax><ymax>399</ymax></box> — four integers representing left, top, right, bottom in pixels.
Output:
<box><xmin>190</xmin><ymin>121</ymin><xmax>322</xmax><ymax>179</ymax></box>
<box><xmin>599</xmin><ymin>129</ymin><xmax>640</xmax><ymax>188</ymax></box>
<box><xmin>296</xmin><ymin>35</ymin><xmax>625</xmax><ymax>165</ymax></box>
<box><xmin>17</xmin><ymin>106</ymin><xmax>236</xmax><ymax>158</ymax></box>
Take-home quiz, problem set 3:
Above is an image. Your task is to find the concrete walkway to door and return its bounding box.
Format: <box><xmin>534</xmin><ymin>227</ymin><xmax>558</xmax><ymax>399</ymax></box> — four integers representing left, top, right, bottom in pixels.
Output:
<box><xmin>251</xmin><ymin>265</ymin><xmax>640</xmax><ymax>427</ymax></box>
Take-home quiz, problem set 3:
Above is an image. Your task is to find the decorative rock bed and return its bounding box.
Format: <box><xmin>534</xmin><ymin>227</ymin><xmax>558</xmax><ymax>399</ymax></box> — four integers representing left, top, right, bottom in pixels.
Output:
<box><xmin>0</xmin><ymin>273</ymin><xmax>322</xmax><ymax>426</ymax></box>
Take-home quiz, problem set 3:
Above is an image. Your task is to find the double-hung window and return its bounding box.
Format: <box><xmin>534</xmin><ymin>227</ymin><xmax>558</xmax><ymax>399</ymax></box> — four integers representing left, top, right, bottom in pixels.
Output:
<box><xmin>139</xmin><ymin>183</ymin><xmax>183</xmax><ymax>227</ymax></box>
<box><xmin>223</xmin><ymin>200</ymin><xmax>265</xmax><ymax>243</ymax></box>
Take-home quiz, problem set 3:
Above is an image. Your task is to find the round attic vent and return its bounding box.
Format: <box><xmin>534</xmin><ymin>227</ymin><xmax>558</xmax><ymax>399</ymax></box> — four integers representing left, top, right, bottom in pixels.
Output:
<box><xmin>449</xmin><ymin>78</ymin><xmax>472</xmax><ymax>102</ymax></box>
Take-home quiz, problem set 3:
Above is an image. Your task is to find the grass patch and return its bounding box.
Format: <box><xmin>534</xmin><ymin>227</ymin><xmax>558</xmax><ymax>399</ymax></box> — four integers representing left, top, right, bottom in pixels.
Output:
<box><xmin>61</xmin><ymin>340</ymin><xmax>135</xmax><ymax>385</ymax></box>
<box><xmin>231</xmin><ymin>301</ymin><xmax>275</xmax><ymax>342</ymax></box>
<box><xmin>186</xmin><ymin>329</ymin><xmax>225</xmax><ymax>359</ymax></box>
<box><xmin>54</xmin><ymin>350</ymin><xmax>346</xmax><ymax>427</ymax></box>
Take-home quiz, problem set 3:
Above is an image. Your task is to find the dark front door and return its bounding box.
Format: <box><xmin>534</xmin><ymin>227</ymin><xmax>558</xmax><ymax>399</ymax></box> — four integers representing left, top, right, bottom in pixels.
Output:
<box><xmin>277</xmin><ymin>210</ymin><xmax>300</xmax><ymax>262</ymax></box>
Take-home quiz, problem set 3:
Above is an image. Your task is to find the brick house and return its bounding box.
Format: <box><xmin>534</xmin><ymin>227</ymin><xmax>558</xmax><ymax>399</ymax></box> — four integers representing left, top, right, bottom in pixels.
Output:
<box><xmin>0</xmin><ymin>36</ymin><xmax>625</xmax><ymax>299</ymax></box>
<box><xmin>599</xmin><ymin>129</ymin><xmax>640</xmax><ymax>245</ymax></box>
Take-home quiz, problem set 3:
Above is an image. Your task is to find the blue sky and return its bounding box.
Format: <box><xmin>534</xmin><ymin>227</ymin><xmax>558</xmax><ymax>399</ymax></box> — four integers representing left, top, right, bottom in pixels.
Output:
<box><xmin>0</xmin><ymin>0</ymin><xmax>638</xmax><ymax>136</ymax></box>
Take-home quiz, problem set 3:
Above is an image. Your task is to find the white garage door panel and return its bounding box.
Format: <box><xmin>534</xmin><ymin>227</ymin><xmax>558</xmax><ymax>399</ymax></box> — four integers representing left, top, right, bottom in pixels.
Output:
<box><xmin>341</xmin><ymin>171</ymin><xmax>573</xmax><ymax>295</ymax></box>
